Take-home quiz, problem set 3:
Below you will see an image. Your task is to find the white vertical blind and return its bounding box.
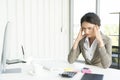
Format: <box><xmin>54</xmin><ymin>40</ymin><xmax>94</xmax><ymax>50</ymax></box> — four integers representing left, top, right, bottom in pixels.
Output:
<box><xmin>0</xmin><ymin>0</ymin><xmax>69</xmax><ymax>60</ymax></box>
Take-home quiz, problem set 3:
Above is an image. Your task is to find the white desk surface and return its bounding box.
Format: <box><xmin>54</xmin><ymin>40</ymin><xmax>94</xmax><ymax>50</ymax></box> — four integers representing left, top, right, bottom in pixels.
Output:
<box><xmin>0</xmin><ymin>59</ymin><xmax>120</xmax><ymax>80</ymax></box>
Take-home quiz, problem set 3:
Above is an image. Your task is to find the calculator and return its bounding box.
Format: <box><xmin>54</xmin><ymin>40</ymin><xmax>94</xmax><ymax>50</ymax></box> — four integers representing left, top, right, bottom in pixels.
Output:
<box><xmin>60</xmin><ymin>71</ymin><xmax>77</xmax><ymax>78</ymax></box>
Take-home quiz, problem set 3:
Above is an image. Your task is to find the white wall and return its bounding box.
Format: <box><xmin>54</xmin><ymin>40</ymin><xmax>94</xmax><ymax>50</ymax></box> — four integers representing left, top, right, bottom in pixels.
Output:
<box><xmin>0</xmin><ymin>0</ymin><xmax>69</xmax><ymax>61</ymax></box>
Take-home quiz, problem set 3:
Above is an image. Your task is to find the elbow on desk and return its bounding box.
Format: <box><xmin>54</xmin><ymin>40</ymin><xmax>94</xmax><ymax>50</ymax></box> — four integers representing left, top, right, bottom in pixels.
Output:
<box><xmin>103</xmin><ymin>65</ymin><xmax>109</xmax><ymax>69</ymax></box>
<box><xmin>68</xmin><ymin>59</ymin><xmax>73</xmax><ymax>64</ymax></box>
<box><xmin>68</xmin><ymin>58</ymin><xmax>74</xmax><ymax>64</ymax></box>
<box><xmin>102</xmin><ymin>62</ymin><xmax>112</xmax><ymax>69</ymax></box>
<box><xmin>68</xmin><ymin>54</ymin><xmax>75</xmax><ymax>64</ymax></box>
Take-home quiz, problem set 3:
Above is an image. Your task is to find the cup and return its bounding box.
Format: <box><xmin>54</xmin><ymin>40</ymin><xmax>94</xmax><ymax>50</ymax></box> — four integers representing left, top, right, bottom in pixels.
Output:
<box><xmin>30</xmin><ymin>62</ymin><xmax>43</xmax><ymax>76</ymax></box>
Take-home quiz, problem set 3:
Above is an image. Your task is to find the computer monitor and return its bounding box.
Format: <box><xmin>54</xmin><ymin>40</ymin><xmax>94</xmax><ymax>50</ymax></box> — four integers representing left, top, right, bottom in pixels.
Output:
<box><xmin>0</xmin><ymin>21</ymin><xmax>21</xmax><ymax>73</ymax></box>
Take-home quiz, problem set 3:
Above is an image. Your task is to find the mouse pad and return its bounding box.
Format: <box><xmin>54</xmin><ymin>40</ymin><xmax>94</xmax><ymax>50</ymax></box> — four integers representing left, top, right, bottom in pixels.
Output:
<box><xmin>81</xmin><ymin>73</ymin><xmax>104</xmax><ymax>80</ymax></box>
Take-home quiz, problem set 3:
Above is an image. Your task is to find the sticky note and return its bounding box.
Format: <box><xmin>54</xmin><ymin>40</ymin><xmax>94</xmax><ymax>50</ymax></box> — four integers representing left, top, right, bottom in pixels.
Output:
<box><xmin>81</xmin><ymin>69</ymin><xmax>92</xmax><ymax>73</ymax></box>
<box><xmin>64</xmin><ymin>68</ymin><xmax>73</xmax><ymax>71</ymax></box>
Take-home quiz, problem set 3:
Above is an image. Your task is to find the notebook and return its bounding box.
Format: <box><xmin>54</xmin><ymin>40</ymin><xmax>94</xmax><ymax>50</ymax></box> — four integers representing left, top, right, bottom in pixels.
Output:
<box><xmin>81</xmin><ymin>73</ymin><xmax>104</xmax><ymax>80</ymax></box>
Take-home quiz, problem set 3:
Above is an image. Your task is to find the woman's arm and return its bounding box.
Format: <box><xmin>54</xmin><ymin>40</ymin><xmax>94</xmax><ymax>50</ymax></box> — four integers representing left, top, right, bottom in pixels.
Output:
<box><xmin>68</xmin><ymin>44</ymin><xmax>81</xmax><ymax>63</ymax></box>
<box><xmin>99</xmin><ymin>38</ymin><xmax>112</xmax><ymax>68</ymax></box>
<box><xmin>68</xmin><ymin>28</ymin><xmax>85</xmax><ymax>63</ymax></box>
<box><xmin>94</xmin><ymin>26</ymin><xmax>112</xmax><ymax>68</ymax></box>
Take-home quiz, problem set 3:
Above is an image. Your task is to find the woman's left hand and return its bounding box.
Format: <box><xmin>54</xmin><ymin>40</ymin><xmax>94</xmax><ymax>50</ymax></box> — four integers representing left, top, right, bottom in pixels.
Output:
<box><xmin>94</xmin><ymin>26</ymin><xmax>104</xmax><ymax>47</ymax></box>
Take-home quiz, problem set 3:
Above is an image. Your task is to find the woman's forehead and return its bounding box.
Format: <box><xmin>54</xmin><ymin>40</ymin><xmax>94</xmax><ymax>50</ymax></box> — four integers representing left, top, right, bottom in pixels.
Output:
<box><xmin>81</xmin><ymin>22</ymin><xmax>95</xmax><ymax>28</ymax></box>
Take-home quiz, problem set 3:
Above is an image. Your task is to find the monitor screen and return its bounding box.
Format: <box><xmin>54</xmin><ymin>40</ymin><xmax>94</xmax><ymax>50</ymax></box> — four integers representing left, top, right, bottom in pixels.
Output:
<box><xmin>0</xmin><ymin>21</ymin><xmax>9</xmax><ymax>73</ymax></box>
<box><xmin>0</xmin><ymin>21</ymin><xmax>22</xmax><ymax>73</ymax></box>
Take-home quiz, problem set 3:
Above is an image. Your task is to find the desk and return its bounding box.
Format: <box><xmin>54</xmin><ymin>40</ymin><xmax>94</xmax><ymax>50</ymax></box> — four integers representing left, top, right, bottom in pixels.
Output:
<box><xmin>0</xmin><ymin>59</ymin><xmax>120</xmax><ymax>80</ymax></box>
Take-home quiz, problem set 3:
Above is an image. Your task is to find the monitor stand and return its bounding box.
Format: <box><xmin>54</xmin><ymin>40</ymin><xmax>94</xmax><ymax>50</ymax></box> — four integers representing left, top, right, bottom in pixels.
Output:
<box><xmin>2</xmin><ymin>68</ymin><xmax>21</xmax><ymax>74</ymax></box>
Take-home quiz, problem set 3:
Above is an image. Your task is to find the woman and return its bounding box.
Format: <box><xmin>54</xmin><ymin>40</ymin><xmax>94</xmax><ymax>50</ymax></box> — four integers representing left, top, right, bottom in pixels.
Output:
<box><xmin>68</xmin><ymin>12</ymin><xmax>112</xmax><ymax>68</ymax></box>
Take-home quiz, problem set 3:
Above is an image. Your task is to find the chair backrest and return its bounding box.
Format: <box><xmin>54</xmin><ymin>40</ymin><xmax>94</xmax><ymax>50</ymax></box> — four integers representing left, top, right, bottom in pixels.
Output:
<box><xmin>112</xmin><ymin>46</ymin><xmax>120</xmax><ymax>53</ymax></box>
<box><xmin>111</xmin><ymin>46</ymin><xmax>120</xmax><ymax>69</ymax></box>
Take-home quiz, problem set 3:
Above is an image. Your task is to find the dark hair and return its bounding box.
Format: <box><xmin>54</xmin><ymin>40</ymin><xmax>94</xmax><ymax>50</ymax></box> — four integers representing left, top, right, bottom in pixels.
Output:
<box><xmin>80</xmin><ymin>12</ymin><xmax>101</xmax><ymax>26</ymax></box>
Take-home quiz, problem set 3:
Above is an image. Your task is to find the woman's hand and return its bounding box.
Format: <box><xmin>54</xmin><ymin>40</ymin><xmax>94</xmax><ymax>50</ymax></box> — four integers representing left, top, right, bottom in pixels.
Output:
<box><xmin>76</xmin><ymin>28</ymin><xmax>86</xmax><ymax>41</ymax></box>
<box><xmin>94</xmin><ymin>26</ymin><xmax>104</xmax><ymax>47</ymax></box>
<box><xmin>73</xmin><ymin>28</ymin><xmax>86</xmax><ymax>49</ymax></box>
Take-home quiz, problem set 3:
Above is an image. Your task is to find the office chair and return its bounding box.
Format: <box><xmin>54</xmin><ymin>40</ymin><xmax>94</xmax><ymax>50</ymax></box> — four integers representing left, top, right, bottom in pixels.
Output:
<box><xmin>111</xmin><ymin>46</ymin><xmax>120</xmax><ymax>69</ymax></box>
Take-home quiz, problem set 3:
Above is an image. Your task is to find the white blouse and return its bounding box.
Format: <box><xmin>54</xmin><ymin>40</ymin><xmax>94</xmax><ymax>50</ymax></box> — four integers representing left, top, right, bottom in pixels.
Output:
<box><xmin>83</xmin><ymin>37</ymin><xmax>98</xmax><ymax>61</ymax></box>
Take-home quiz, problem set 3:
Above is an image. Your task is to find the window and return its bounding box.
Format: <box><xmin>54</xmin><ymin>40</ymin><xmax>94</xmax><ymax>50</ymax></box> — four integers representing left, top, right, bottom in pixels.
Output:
<box><xmin>100</xmin><ymin>0</ymin><xmax>120</xmax><ymax>46</ymax></box>
<box><xmin>72</xmin><ymin>0</ymin><xmax>120</xmax><ymax>46</ymax></box>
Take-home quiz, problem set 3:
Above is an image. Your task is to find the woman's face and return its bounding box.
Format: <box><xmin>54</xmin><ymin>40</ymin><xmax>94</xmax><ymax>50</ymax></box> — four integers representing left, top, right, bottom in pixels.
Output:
<box><xmin>81</xmin><ymin>21</ymin><xmax>97</xmax><ymax>38</ymax></box>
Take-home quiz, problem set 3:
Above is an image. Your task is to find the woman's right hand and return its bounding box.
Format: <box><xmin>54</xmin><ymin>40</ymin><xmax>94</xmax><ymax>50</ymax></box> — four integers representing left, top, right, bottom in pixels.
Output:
<box><xmin>76</xmin><ymin>28</ymin><xmax>85</xmax><ymax>42</ymax></box>
<box><xmin>73</xmin><ymin>28</ymin><xmax>85</xmax><ymax>49</ymax></box>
